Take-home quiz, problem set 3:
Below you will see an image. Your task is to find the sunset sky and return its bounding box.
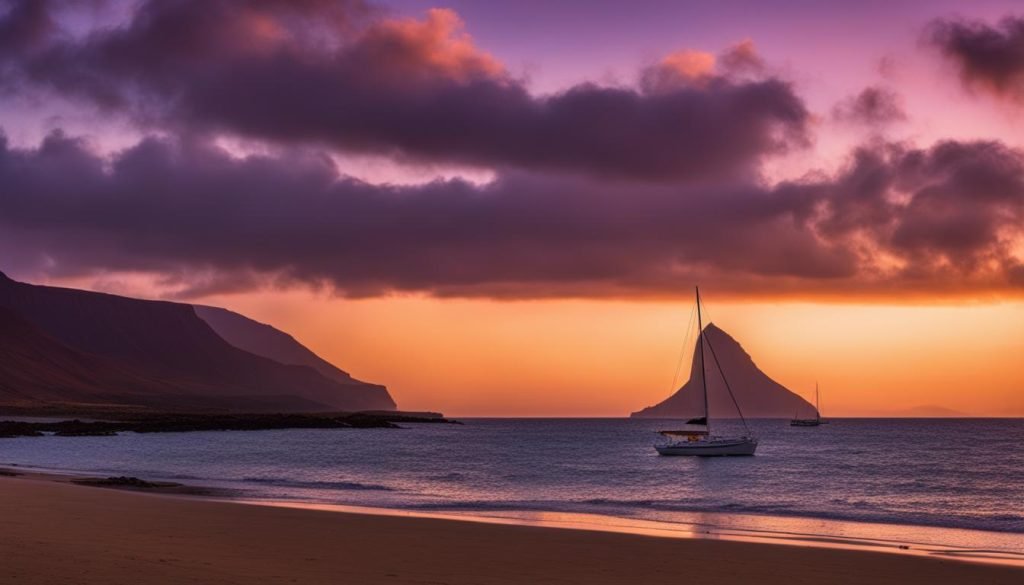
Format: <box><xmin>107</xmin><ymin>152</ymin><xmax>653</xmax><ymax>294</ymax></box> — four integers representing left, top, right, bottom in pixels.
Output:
<box><xmin>2</xmin><ymin>0</ymin><xmax>1024</xmax><ymax>416</ymax></box>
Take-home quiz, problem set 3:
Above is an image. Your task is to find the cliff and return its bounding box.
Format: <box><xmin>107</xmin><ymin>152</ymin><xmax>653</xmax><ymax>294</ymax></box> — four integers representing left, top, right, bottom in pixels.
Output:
<box><xmin>0</xmin><ymin>272</ymin><xmax>395</xmax><ymax>412</ymax></box>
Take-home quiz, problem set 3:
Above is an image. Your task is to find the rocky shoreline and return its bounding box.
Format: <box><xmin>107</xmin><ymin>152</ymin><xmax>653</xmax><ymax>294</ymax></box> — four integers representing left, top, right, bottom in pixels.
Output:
<box><xmin>0</xmin><ymin>411</ymin><xmax>460</xmax><ymax>438</ymax></box>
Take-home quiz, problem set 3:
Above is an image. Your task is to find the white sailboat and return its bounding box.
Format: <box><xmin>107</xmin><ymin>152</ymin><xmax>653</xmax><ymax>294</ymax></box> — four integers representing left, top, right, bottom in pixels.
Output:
<box><xmin>655</xmin><ymin>287</ymin><xmax>758</xmax><ymax>457</ymax></box>
<box><xmin>790</xmin><ymin>383</ymin><xmax>823</xmax><ymax>427</ymax></box>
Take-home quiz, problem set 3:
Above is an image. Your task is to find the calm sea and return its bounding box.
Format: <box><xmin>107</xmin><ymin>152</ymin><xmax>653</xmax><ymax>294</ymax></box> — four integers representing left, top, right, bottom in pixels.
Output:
<box><xmin>3</xmin><ymin>418</ymin><xmax>1023</xmax><ymax>555</ymax></box>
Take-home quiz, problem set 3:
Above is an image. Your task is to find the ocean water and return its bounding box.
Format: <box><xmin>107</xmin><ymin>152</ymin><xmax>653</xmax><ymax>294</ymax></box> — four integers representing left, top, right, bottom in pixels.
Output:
<box><xmin>3</xmin><ymin>418</ymin><xmax>1023</xmax><ymax>555</ymax></box>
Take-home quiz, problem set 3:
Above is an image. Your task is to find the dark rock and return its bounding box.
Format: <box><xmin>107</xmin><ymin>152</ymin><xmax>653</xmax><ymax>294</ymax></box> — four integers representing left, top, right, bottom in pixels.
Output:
<box><xmin>0</xmin><ymin>422</ymin><xmax>47</xmax><ymax>438</ymax></box>
<box><xmin>72</xmin><ymin>476</ymin><xmax>166</xmax><ymax>489</ymax></box>
<box><xmin>0</xmin><ymin>412</ymin><xmax>458</xmax><ymax>437</ymax></box>
<box><xmin>54</xmin><ymin>430</ymin><xmax>119</xmax><ymax>437</ymax></box>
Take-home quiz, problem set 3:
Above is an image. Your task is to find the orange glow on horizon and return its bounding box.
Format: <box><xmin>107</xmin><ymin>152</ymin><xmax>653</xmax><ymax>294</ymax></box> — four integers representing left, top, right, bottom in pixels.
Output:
<box><xmin>194</xmin><ymin>289</ymin><xmax>1024</xmax><ymax>418</ymax></box>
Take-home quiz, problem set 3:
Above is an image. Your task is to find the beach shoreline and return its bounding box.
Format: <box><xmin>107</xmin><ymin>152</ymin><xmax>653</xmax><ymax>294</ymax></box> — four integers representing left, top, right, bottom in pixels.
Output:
<box><xmin>4</xmin><ymin>464</ymin><xmax>1024</xmax><ymax>568</ymax></box>
<box><xmin>2</xmin><ymin>471</ymin><xmax>1023</xmax><ymax>584</ymax></box>
<box><xmin>238</xmin><ymin>499</ymin><xmax>1024</xmax><ymax>567</ymax></box>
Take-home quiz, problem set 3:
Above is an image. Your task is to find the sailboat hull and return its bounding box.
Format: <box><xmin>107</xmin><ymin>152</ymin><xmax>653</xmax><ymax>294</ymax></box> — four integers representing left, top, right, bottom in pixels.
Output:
<box><xmin>655</xmin><ymin>437</ymin><xmax>758</xmax><ymax>457</ymax></box>
<box><xmin>789</xmin><ymin>419</ymin><xmax>821</xmax><ymax>427</ymax></box>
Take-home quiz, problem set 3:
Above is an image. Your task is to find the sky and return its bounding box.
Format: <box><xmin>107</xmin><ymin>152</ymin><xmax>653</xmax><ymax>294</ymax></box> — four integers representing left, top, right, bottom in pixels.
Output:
<box><xmin>2</xmin><ymin>0</ymin><xmax>1024</xmax><ymax>416</ymax></box>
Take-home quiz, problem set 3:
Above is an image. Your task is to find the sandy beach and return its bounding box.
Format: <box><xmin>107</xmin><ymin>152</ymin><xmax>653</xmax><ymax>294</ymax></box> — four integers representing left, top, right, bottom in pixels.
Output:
<box><xmin>1</xmin><ymin>474</ymin><xmax>1021</xmax><ymax>585</ymax></box>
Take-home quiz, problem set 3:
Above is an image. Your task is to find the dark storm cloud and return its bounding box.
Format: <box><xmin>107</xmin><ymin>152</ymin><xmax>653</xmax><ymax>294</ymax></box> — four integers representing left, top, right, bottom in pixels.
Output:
<box><xmin>816</xmin><ymin>139</ymin><xmax>1024</xmax><ymax>286</ymax></box>
<box><xmin>887</xmin><ymin>140</ymin><xmax>1024</xmax><ymax>270</ymax></box>
<box><xmin>0</xmin><ymin>0</ymin><xmax>810</xmax><ymax>181</ymax></box>
<box><xmin>927</xmin><ymin>15</ymin><xmax>1024</xmax><ymax>102</ymax></box>
<box><xmin>2</xmin><ymin>132</ymin><xmax>1023</xmax><ymax>299</ymax></box>
<box><xmin>832</xmin><ymin>87</ymin><xmax>907</xmax><ymax>126</ymax></box>
<box><xmin>0</xmin><ymin>0</ymin><xmax>54</xmax><ymax>55</ymax></box>
<box><xmin>0</xmin><ymin>131</ymin><xmax>851</xmax><ymax>298</ymax></box>
<box><xmin>2</xmin><ymin>1</ymin><xmax>1022</xmax><ymax>300</ymax></box>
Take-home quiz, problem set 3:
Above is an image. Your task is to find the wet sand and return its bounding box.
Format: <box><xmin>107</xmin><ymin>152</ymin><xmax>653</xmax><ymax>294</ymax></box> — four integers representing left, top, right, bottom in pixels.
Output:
<box><xmin>1</xmin><ymin>474</ymin><xmax>1021</xmax><ymax>585</ymax></box>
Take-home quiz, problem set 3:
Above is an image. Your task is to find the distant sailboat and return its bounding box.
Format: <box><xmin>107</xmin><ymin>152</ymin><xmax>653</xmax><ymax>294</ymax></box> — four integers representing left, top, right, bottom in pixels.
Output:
<box><xmin>790</xmin><ymin>383</ymin><xmax>823</xmax><ymax>427</ymax></box>
<box><xmin>655</xmin><ymin>287</ymin><xmax>758</xmax><ymax>457</ymax></box>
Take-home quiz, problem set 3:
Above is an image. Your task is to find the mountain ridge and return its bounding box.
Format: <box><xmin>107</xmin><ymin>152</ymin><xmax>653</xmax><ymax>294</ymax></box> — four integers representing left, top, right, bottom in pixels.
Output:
<box><xmin>194</xmin><ymin>305</ymin><xmax>358</xmax><ymax>385</ymax></box>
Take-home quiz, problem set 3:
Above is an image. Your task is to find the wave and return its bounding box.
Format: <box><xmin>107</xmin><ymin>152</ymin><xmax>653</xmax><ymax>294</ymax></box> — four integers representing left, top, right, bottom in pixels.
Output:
<box><xmin>403</xmin><ymin>501</ymin><xmax>528</xmax><ymax>512</ymax></box>
<box><xmin>559</xmin><ymin>497</ymin><xmax>1024</xmax><ymax>535</ymax></box>
<box><xmin>430</xmin><ymin>472</ymin><xmax>467</xmax><ymax>481</ymax></box>
<box><xmin>239</xmin><ymin>477</ymin><xmax>394</xmax><ymax>491</ymax></box>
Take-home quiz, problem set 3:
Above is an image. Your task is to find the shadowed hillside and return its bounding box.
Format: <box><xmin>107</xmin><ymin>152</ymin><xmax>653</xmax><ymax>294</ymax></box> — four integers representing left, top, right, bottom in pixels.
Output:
<box><xmin>0</xmin><ymin>272</ymin><xmax>395</xmax><ymax>412</ymax></box>
<box><xmin>0</xmin><ymin>307</ymin><xmax>176</xmax><ymax>408</ymax></box>
<box><xmin>632</xmin><ymin>323</ymin><xmax>813</xmax><ymax>419</ymax></box>
<box><xmin>195</xmin><ymin>306</ymin><xmax>357</xmax><ymax>384</ymax></box>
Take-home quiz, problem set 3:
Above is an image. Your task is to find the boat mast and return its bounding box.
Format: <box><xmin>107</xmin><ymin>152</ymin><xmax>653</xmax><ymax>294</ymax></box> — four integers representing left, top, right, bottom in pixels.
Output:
<box><xmin>816</xmin><ymin>382</ymin><xmax>821</xmax><ymax>423</ymax></box>
<box><xmin>696</xmin><ymin>286</ymin><xmax>710</xmax><ymax>435</ymax></box>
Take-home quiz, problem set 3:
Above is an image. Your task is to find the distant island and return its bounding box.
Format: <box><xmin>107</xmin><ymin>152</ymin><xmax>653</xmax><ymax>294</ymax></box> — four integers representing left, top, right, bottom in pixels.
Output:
<box><xmin>632</xmin><ymin>323</ymin><xmax>815</xmax><ymax>419</ymax></box>
<box><xmin>853</xmin><ymin>405</ymin><xmax>971</xmax><ymax>418</ymax></box>
<box><xmin>0</xmin><ymin>271</ymin><xmax>396</xmax><ymax>414</ymax></box>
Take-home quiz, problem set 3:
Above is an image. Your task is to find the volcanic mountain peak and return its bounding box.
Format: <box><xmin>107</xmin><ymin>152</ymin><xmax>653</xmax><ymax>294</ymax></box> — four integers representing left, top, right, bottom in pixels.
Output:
<box><xmin>631</xmin><ymin>323</ymin><xmax>814</xmax><ymax>419</ymax></box>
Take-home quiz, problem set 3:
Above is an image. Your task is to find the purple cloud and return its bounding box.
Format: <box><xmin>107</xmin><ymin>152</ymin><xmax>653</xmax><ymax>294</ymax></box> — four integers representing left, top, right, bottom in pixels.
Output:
<box><xmin>832</xmin><ymin>87</ymin><xmax>907</xmax><ymax>126</ymax></box>
<box><xmin>928</xmin><ymin>15</ymin><xmax>1024</xmax><ymax>102</ymax></box>
<box><xmin>0</xmin><ymin>0</ymin><xmax>52</xmax><ymax>55</ymax></box>
<box><xmin>2</xmin><ymin>2</ymin><xmax>1023</xmax><ymax>301</ymax></box>
<box><xmin>1</xmin><ymin>131</ymin><xmax>1023</xmax><ymax>299</ymax></box>
<box><xmin>0</xmin><ymin>0</ymin><xmax>810</xmax><ymax>181</ymax></box>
